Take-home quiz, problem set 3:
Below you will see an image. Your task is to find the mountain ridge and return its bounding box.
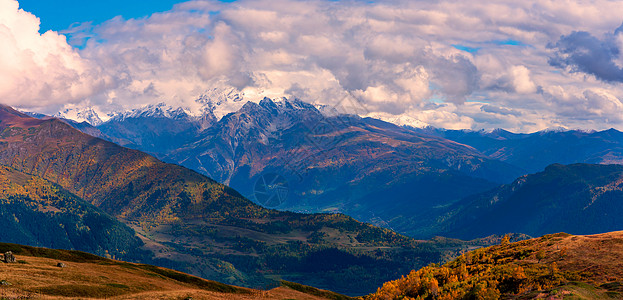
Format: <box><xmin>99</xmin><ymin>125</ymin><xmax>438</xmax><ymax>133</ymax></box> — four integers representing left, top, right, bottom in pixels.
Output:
<box><xmin>0</xmin><ymin>103</ymin><xmax>488</xmax><ymax>295</ymax></box>
<box><xmin>424</xmin><ymin>163</ymin><xmax>623</xmax><ymax>240</ymax></box>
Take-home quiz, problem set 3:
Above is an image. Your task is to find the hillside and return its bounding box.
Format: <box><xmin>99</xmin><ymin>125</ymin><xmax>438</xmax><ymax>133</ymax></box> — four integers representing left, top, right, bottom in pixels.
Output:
<box><xmin>369</xmin><ymin>231</ymin><xmax>623</xmax><ymax>299</ymax></box>
<box><xmin>0</xmin><ymin>242</ymin><xmax>351</xmax><ymax>300</ymax></box>
<box><xmin>0</xmin><ymin>104</ymin><xmax>487</xmax><ymax>295</ymax></box>
<box><xmin>426</xmin><ymin>163</ymin><xmax>623</xmax><ymax>240</ymax></box>
<box><xmin>0</xmin><ymin>165</ymin><xmax>146</xmax><ymax>262</ymax></box>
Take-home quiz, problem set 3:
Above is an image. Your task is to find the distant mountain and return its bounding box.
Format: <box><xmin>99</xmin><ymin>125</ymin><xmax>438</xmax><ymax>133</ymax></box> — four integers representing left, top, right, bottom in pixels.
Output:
<box><xmin>158</xmin><ymin>98</ymin><xmax>522</xmax><ymax>237</ymax></box>
<box><xmin>97</xmin><ymin>103</ymin><xmax>214</xmax><ymax>157</ymax></box>
<box><xmin>0</xmin><ymin>165</ymin><xmax>146</xmax><ymax>261</ymax></box>
<box><xmin>418</xmin><ymin>127</ymin><xmax>623</xmax><ymax>173</ymax></box>
<box><xmin>369</xmin><ymin>231</ymin><xmax>623</xmax><ymax>299</ymax></box>
<box><xmin>55</xmin><ymin>107</ymin><xmax>104</xmax><ymax>126</ymax></box>
<box><xmin>53</xmin><ymin>98</ymin><xmax>523</xmax><ymax>237</ymax></box>
<box><xmin>429</xmin><ymin>163</ymin><xmax>623</xmax><ymax>240</ymax></box>
<box><xmin>0</xmin><ymin>103</ymin><xmax>490</xmax><ymax>295</ymax></box>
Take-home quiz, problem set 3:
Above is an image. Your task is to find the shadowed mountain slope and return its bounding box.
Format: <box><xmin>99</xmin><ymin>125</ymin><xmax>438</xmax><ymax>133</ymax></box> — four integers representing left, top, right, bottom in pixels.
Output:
<box><xmin>0</xmin><ymin>165</ymin><xmax>145</xmax><ymax>261</ymax></box>
<box><xmin>155</xmin><ymin>98</ymin><xmax>522</xmax><ymax>235</ymax></box>
<box><xmin>56</xmin><ymin>99</ymin><xmax>523</xmax><ymax>237</ymax></box>
<box><xmin>427</xmin><ymin>163</ymin><xmax>623</xmax><ymax>240</ymax></box>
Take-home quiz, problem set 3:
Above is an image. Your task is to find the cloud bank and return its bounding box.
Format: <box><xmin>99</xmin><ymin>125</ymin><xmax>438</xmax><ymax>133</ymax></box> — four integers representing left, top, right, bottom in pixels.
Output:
<box><xmin>3</xmin><ymin>0</ymin><xmax>623</xmax><ymax>132</ymax></box>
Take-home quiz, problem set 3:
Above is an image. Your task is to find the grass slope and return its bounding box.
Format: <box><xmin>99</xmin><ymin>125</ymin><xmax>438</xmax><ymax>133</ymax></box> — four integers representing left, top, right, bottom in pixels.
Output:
<box><xmin>0</xmin><ymin>242</ymin><xmax>352</xmax><ymax>299</ymax></box>
<box><xmin>368</xmin><ymin>231</ymin><xmax>623</xmax><ymax>299</ymax></box>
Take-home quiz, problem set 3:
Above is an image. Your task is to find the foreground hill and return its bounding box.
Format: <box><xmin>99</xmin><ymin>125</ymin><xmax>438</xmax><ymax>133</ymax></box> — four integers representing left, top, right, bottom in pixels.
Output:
<box><xmin>0</xmin><ymin>243</ymin><xmax>351</xmax><ymax>300</ymax></box>
<box><xmin>419</xmin><ymin>127</ymin><xmax>623</xmax><ymax>174</ymax></box>
<box><xmin>0</xmin><ymin>165</ymin><xmax>146</xmax><ymax>262</ymax></box>
<box><xmin>426</xmin><ymin>163</ymin><xmax>623</xmax><ymax>240</ymax></box>
<box><xmin>369</xmin><ymin>231</ymin><xmax>623</xmax><ymax>299</ymax></box>
<box><xmin>0</xmin><ymin>104</ymin><xmax>488</xmax><ymax>295</ymax></box>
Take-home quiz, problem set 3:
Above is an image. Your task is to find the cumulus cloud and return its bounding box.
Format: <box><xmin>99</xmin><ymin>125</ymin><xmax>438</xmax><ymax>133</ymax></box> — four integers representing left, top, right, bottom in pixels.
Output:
<box><xmin>0</xmin><ymin>0</ymin><xmax>111</xmax><ymax>111</ymax></box>
<box><xmin>4</xmin><ymin>0</ymin><xmax>623</xmax><ymax>132</ymax></box>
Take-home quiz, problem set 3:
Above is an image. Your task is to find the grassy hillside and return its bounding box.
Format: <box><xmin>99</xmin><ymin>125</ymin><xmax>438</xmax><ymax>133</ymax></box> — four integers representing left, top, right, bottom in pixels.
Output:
<box><xmin>368</xmin><ymin>231</ymin><xmax>623</xmax><ymax>299</ymax></box>
<box><xmin>0</xmin><ymin>242</ymin><xmax>352</xmax><ymax>299</ymax></box>
<box><xmin>0</xmin><ymin>104</ymin><xmax>491</xmax><ymax>295</ymax></box>
<box><xmin>0</xmin><ymin>165</ymin><xmax>146</xmax><ymax>262</ymax></box>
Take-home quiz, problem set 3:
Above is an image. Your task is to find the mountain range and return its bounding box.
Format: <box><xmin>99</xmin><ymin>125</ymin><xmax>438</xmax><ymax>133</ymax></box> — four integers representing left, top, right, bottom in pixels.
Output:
<box><xmin>51</xmin><ymin>98</ymin><xmax>526</xmax><ymax>238</ymax></box>
<box><xmin>52</xmin><ymin>98</ymin><xmax>623</xmax><ymax>240</ymax></box>
<box><xmin>417</xmin><ymin>127</ymin><xmax>623</xmax><ymax>174</ymax></box>
<box><xmin>0</xmin><ymin>104</ymin><xmax>504</xmax><ymax>296</ymax></box>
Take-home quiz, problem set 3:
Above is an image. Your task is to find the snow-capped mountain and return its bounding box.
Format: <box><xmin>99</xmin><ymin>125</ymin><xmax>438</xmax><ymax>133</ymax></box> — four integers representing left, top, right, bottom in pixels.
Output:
<box><xmin>365</xmin><ymin>112</ymin><xmax>428</xmax><ymax>128</ymax></box>
<box><xmin>108</xmin><ymin>103</ymin><xmax>191</xmax><ymax>121</ymax></box>
<box><xmin>55</xmin><ymin>107</ymin><xmax>104</xmax><ymax>126</ymax></box>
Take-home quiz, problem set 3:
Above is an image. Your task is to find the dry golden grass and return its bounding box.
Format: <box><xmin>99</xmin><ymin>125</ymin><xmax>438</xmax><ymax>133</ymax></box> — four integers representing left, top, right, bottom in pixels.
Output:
<box><xmin>533</xmin><ymin>231</ymin><xmax>623</xmax><ymax>284</ymax></box>
<box><xmin>0</xmin><ymin>253</ymin><xmax>337</xmax><ymax>299</ymax></box>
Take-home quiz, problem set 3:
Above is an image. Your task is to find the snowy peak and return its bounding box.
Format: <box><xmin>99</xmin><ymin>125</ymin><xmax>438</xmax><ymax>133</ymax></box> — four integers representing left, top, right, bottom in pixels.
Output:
<box><xmin>314</xmin><ymin>104</ymin><xmax>340</xmax><ymax>117</ymax></box>
<box><xmin>55</xmin><ymin>107</ymin><xmax>103</xmax><ymax>126</ymax></box>
<box><xmin>259</xmin><ymin>97</ymin><xmax>319</xmax><ymax>114</ymax></box>
<box><xmin>193</xmin><ymin>87</ymin><xmax>247</xmax><ymax>120</ymax></box>
<box><xmin>110</xmin><ymin>103</ymin><xmax>190</xmax><ymax>121</ymax></box>
<box><xmin>365</xmin><ymin>112</ymin><xmax>428</xmax><ymax>129</ymax></box>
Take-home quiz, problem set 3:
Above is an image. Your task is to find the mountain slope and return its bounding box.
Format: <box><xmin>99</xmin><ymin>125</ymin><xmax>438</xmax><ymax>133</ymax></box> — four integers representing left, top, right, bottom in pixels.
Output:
<box><xmin>0</xmin><ymin>165</ymin><xmax>146</xmax><ymax>261</ymax></box>
<box><xmin>0</xmin><ymin>103</ymin><xmax>485</xmax><ymax>295</ymax></box>
<box><xmin>431</xmin><ymin>163</ymin><xmax>623</xmax><ymax>240</ymax></box>
<box><xmin>59</xmin><ymin>99</ymin><xmax>523</xmax><ymax>237</ymax></box>
<box><xmin>369</xmin><ymin>231</ymin><xmax>623</xmax><ymax>299</ymax></box>
<box><xmin>97</xmin><ymin>103</ymin><xmax>215</xmax><ymax>158</ymax></box>
<box><xmin>159</xmin><ymin>98</ymin><xmax>522</xmax><ymax>236</ymax></box>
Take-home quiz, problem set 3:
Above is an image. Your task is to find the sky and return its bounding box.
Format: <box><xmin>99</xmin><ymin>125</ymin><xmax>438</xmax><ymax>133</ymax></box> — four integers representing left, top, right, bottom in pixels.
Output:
<box><xmin>16</xmin><ymin>0</ymin><xmax>185</xmax><ymax>33</ymax></box>
<box><xmin>2</xmin><ymin>0</ymin><xmax>623</xmax><ymax>132</ymax></box>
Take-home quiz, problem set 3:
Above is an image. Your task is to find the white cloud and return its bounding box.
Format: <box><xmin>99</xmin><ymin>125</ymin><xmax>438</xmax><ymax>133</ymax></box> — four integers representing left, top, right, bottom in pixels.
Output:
<box><xmin>4</xmin><ymin>0</ymin><xmax>623</xmax><ymax>132</ymax></box>
<box><xmin>0</xmin><ymin>0</ymin><xmax>110</xmax><ymax>111</ymax></box>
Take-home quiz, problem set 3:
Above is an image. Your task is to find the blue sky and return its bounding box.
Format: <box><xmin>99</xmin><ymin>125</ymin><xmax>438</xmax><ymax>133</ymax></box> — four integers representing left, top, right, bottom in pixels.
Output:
<box><xmin>18</xmin><ymin>0</ymin><xmax>190</xmax><ymax>32</ymax></box>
